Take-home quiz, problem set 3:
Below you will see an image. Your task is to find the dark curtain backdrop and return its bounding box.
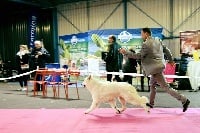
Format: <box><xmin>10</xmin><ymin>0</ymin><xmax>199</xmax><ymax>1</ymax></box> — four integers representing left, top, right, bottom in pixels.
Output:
<box><xmin>0</xmin><ymin>2</ymin><xmax>55</xmax><ymax>70</ymax></box>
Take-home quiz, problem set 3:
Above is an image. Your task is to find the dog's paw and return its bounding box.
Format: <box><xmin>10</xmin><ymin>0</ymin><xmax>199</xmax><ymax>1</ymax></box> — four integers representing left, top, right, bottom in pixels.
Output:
<box><xmin>84</xmin><ymin>110</ymin><xmax>90</xmax><ymax>114</ymax></box>
<box><xmin>116</xmin><ymin>109</ymin><xmax>121</xmax><ymax>114</ymax></box>
<box><xmin>143</xmin><ymin>108</ymin><xmax>150</xmax><ymax>114</ymax></box>
<box><xmin>84</xmin><ymin>112</ymin><xmax>89</xmax><ymax>114</ymax></box>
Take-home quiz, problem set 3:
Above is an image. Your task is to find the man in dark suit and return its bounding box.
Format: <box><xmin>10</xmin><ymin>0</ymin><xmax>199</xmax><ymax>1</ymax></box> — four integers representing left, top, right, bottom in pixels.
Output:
<box><xmin>104</xmin><ymin>35</ymin><xmax>123</xmax><ymax>82</ymax></box>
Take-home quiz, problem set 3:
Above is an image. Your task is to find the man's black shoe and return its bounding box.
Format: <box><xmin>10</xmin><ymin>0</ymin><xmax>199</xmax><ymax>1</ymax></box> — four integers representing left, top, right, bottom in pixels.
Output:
<box><xmin>146</xmin><ymin>103</ymin><xmax>153</xmax><ymax>108</ymax></box>
<box><xmin>183</xmin><ymin>99</ymin><xmax>190</xmax><ymax>112</ymax></box>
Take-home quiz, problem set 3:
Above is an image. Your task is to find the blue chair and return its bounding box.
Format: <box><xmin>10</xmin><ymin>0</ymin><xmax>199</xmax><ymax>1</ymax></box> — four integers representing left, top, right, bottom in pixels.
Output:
<box><xmin>44</xmin><ymin>63</ymin><xmax>61</xmax><ymax>98</ymax></box>
<box><xmin>45</xmin><ymin>63</ymin><xmax>61</xmax><ymax>83</ymax></box>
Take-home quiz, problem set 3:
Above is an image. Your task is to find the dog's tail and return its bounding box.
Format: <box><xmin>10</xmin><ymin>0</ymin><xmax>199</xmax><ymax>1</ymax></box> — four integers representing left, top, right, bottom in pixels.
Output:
<box><xmin>127</xmin><ymin>90</ymin><xmax>149</xmax><ymax>105</ymax></box>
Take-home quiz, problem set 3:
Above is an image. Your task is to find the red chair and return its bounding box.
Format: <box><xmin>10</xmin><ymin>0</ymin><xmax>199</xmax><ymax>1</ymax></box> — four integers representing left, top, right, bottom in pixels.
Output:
<box><xmin>27</xmin><ymin>68</ymin><xmax>48</xmax><ymax>97</ymax></box>
<box><xmin>44</xmin><ymin>69</ymin><xmax>61</xmax><ymax>98</ymax></box>
<box><xmin>58</xmin><ymin>70</ymin><xmax>80</xmax><ymax>100</ymax></box>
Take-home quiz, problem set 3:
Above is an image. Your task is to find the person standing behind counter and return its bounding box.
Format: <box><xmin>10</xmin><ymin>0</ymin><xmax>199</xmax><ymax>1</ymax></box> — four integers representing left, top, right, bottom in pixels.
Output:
<box><xmin>30</xmin><ymin>40</ymin><xmax>50</xmax><ymax>91</ymax></box>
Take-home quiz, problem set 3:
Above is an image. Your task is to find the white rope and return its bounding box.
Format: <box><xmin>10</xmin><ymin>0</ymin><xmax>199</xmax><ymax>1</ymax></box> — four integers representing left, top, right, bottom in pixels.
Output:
<box><xmin>79</xmin><ymin>70</ymin><xmax>199</xmax><ymax>79</ymax></box>
<box><xmin>0</xmin><ymin>69</ymin><xmax>199</xmax><ymax>81</ymax></box>
<box><xmin>0</xmin><ymin>70</ymin><xmax>36</xmax><ymax>81</ymax></box>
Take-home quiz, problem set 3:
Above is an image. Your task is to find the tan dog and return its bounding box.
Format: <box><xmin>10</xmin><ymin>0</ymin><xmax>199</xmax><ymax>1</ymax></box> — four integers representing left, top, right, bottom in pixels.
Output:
<box><xmin>82</xmin><ymin>75</ymin><xmax>151</xmax><ymax>114</ymax></box>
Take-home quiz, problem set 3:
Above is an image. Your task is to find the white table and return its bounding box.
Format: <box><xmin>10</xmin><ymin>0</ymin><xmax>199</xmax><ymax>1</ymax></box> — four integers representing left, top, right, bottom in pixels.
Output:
<box><xmin>187</xmin><ymin>61</ymin><xmax>200</xmax><ymax>90</ymax></box>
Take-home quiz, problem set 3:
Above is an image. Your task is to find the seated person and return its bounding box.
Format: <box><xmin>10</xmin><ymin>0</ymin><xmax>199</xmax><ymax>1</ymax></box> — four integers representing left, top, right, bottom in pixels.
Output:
<box><xmin>68</xmin><ymin>62</ymin><xmax>79</xmax><ymax>72</ymax></box>
<box><xmin>67</xmin><ymin>61</ymin><xmax>80</xmax><ymax>82</ymax></box>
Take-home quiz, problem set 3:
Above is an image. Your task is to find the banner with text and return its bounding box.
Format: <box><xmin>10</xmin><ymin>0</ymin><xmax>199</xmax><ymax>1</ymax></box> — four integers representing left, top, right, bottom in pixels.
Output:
<box><xmin>28</xmin><ymin>12</ymin><xmax>37</xmax><ymax>48</ymax></box>
<box><xmin>88</xmin><ymin>28</ymin><xmax>163</xmax><ymax>57</ymax></box>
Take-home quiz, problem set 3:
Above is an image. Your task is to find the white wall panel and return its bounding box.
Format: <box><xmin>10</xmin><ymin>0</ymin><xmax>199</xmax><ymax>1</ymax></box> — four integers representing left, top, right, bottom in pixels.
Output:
<box><xmin>57</xmin><ymin>0</ymin><xmax>200</xmax><ymax>36</ymax></box>
<box><xmin>57</xmin><ymin>0</ymin><xmax>123</xmax><ymax>35</ymax></box>
<box><xmin>173</xmin><ymin>0</ymin><xmax>200</xmax><ymax>35</ymax></box>
<box><xmin>89</xmin><ymin>0</ymin><xmax>123</xmax><ymax>30</ymax></box>
<box><xmin>57</xmin><ymin>2</ymin><xmax>88</xmax><ymax>35</ymax></box>
<box><xmin>128</xmin><ymin>0</ymin><xmax>171</xmax><ymax>36</ymax></box>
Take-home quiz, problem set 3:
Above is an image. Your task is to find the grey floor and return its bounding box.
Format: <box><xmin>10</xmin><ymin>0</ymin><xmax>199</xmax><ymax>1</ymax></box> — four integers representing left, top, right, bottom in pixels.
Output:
<box><xmin>0</xmin><ymin>80</ymin><xmax>200</xmax><ymax>109</ymax></box>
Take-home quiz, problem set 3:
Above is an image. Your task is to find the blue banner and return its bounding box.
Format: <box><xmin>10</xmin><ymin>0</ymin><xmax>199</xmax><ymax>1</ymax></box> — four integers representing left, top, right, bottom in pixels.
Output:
<box><xmin>28</xmin><ymin>12</ymin><xmax>37</xmax><ymax>48</ymax></box>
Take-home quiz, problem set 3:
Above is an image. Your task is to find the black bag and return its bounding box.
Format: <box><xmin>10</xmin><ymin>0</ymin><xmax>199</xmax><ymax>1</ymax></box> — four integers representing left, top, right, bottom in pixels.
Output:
<box><xmin>101</xmin><ymin>52</ymin><xmax>108</xmax><ymax>61</ymax></box>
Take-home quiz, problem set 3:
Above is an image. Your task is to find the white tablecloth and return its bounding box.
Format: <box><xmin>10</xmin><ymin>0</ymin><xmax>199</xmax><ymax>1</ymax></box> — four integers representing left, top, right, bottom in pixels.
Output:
<box><xmin>187</xmin><ymin>61</ymin><xmax>200</xmax><ymax>90</ymax></box>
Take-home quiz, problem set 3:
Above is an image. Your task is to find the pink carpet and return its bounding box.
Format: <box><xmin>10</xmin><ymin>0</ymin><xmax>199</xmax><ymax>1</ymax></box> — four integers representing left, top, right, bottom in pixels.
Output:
<box><xmin>0</xmin><ymin>108</ymin><xmax>200</xmax><ymax>133</ymax></box>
